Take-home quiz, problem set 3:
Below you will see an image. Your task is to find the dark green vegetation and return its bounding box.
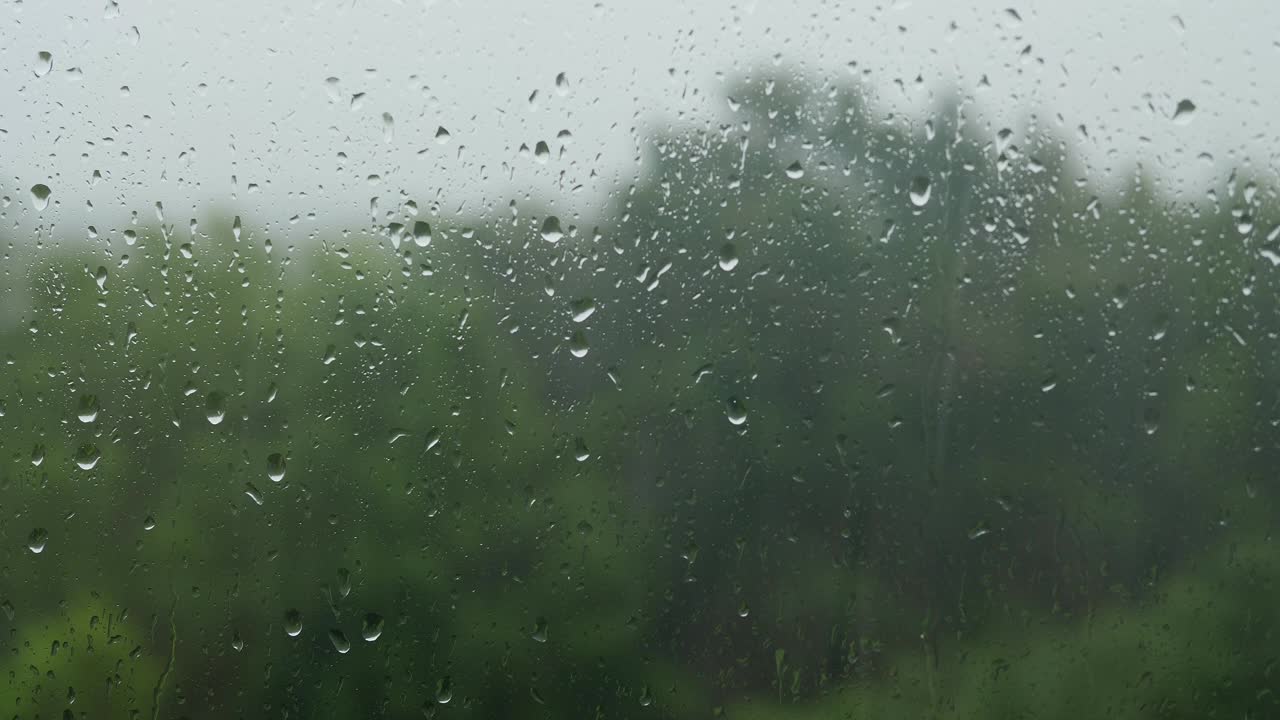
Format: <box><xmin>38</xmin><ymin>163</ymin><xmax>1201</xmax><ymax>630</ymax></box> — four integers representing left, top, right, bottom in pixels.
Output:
<box><xmin>2</xmin><ymin>73</ymin><xmax>1277</xmax><ymax>719</ymax></box>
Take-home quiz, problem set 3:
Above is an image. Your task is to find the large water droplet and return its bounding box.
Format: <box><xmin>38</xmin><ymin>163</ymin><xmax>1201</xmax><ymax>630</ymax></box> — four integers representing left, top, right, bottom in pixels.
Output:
<box><xmin>361</xmin><ymin>613</ymin><xmax>384</xmax><ymax>642</ymax></box>
<box><xmin>328</xmin><ymin>628</ymin><xmax>351</xmax><ymax>654</ymax></box>
<box><xmin>1172</xmin><ymin>99</ymin><xmax>1196</xmax><ymax>125</ymax></box>
<box><xmin>568</xmin><ymin>329</ymin><xmax>590</xmax><ymax>358</ymax></box>
<box><xmin>30</xmin><ymin>184</ymin><xmax>51</xmax><ymax>211</ymax></box>
<box><xmin>77</xmin><ymin>394</ymin><xmax>100</xmax><ymax>423</ymax></box>
<box><xmin>27</xmin><ymin>528</ymin><xmax>48</xmax><ymax>554</ymax></box>
<box><xmin>570</xmin><ymin>297</ymin><xmax>596</xmax><ymax>323</ymax></box>
<box><xmin>436</xmin><ymin>676</ymin><xmax>453</xmax><ymax>704</ymax></box>
<box><xmin>726</xmin><ymin>397</ymin><xmax>748</xmax><ymax>426</ymax></box>
<box><xmin>75</xmin><ymin>444</ymin><xmax>101</xmax><ymax>470</ymax></box>
<box><xmin>413</xmin><ymin>221</ymin><xmax>432</xmax><ymax>247</ymax></box>
<box><xmin>205</xmin><ymin>391</ymin><xmax>226</xmax><ymax>425</ymax></box>
<box><xmin>283</xmin><ymin>609</ymin><xmax>303</xmax><ymax>637</ymax></box>
<box><xmin>784</xmin><ymin>161</ymin><xmax>805</xmax><ymax>179</ymax></box>
<box><xmin>33</xmin><ymin>51</ymin><xmax>52</xmax><ymax>77</ymax></box>
<box><xmin>909</xmin><ymin>176</ymin><xmax>932</xmax><ymax>207</ymax></box>
<box><xmin>718</xmin><ymin>243</ymin><xmax>739</xmax><ymax>271</ymax></box>
<box><xmin>540</xmin><ymin>216</ymin><xmax>563</xmax><ymax>243</ymax></box>
<box><xmin>266</xmin><ymin>453</ymin><xmax>286</xmax><ymax>482</ymax></box>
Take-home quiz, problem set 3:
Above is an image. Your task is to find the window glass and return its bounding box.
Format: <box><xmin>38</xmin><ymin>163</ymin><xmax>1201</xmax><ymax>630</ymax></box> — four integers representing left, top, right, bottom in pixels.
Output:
<box><xmin>2</xmin><ymin>2</ymin><xmax>1276</xmax><ymax>718</ymax></box>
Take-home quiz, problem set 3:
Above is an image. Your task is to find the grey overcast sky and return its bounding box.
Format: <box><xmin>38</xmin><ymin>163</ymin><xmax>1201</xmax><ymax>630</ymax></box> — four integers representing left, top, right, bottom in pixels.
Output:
<box><xmin>3</xmin><ymin>0</ymin><xmax>1277</xmax><ymax>234</ymax></box>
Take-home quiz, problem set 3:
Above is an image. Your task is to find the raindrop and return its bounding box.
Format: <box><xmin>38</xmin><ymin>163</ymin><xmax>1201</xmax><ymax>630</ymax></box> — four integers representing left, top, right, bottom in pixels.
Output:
<box><xmin>436</xmin><ymin>676</ymin><xmax>453</xmax><ymax>704</ymax></box>
<box><xmin>784</xmin><ymin>161</ymin><xmax>805</xmax><ymax>179</ymax></box>
<box><xmin>31</xmin><ymin>444</ymin><xmax>45</xmax><ymax>466</ymax></box>
<box><xmin>726</xmin><ymin>397</ymin><xmax>748</xmax><ymax>426</ymax></box>
<box><xmin>718</xmin><ymin>243</ymin><xmax>739</xmax><ymax>271</ymax></box>
<box><xmin>28</xmin><ymin>529</ymin><xmax>48</xmax><ymax>554</ymax></box>
<box><xmin>205</xmin><ymin>391</ymin><xmax>226</xmax><ymax>425</ymax></box>
<box><xmin>283</xmin><ymin>609</ymin><xmax>303</xmax><ymax>637</ymax></box>
<box><xmin>244</xmin><ymin>483</ymin><xmax>263</xmax><ymax>505</ymax></box>
<box><xmin>266</xmin><ymin>453</ymin><xmax>286</xmax><ymax>482</ymax></box>
<box><xmin>435</xmin><ymin>126</ymin><xmax>451</xmax><ymax>144</ymax></box>
<box><xmin>737</xmin><ymin>599</ymin><xmax>750</xmax><ymax>618</ymax></box>
<box><xmin>74</xmin><ymin>444</ymin><xmax>101</xmax><ymax>470</ymax></box>
<box><xmin>328</xmin><ymin>628</ymin><xmax>351</xmax><ymax>654</ymax></box>
<box><xmin>573</xmin><ymin>437</ymin><xmax>591</xmax><ymax>462</ymax></box>
<box><xmin>555</xmin><ymin>71</ymin><xmax>570</xmax><ymax>94</ymax></box>
<box><xmin>532</xmin><ymin>616</ymin><xmax>549</xmax><ymax>642</ymax></box>
<box><xmin>1172</xmin><ymin>99</ymin><xmax>1196</xmax><ymax>125</ymax></box>
<box><xmin>568</xmin><ymin>329</ymin><xmax>590</xmax><ymax>358</ymax></box>
<box><xmin>570</xmin><ymin>297</ymin><xmax>596</xmax><ymax>323</ymax></box>
<box><xmin>337</xmin><ymin>568</ymin><xmax>352</xmax><ymax>598</ymax></box>
<box><xmin>77</xmin><ymin>394</ymin><xmax>100</xmax><ymax>423</ymax></box>
<box><xmin>909</xmin><ymin>176</ymin><xmax>932</xmax><ymax>207</ymax></box>
<box><xmin>30</xmin><ymin>184</ymin><xmax>51</xmax><ymax>211</ymax></box>
<box><xmin>94</xmin><ymin>266</ymin><xmax>108</xmax><ymax>291</ymax></box>
<box><xmin>361</xmin><ymin>613</ymin><xmax>384</xmax><ymax>642</ymax></box>
<box><xmin>541</xmin><ymin>216</ymin><xmax>564</xmax><ymax>243</ymax></box>
<box><xmin>34</xmin><ymin>51</ymin><xmax>52</xmax><ymax>77</ymax></box>
<box><xmin>413</xmin><ymin>221</ymin><xmax>432</xmax><ymax>247</ymax></box>
<box><xmin>381</xmin><ymin>112</ymin><xmax>395</xmax><ymax>143</ymax></box>
<box><xmin>143</xmin><ymin>515</ymin><xmax>156</xmax><ymax>531</ymax></box>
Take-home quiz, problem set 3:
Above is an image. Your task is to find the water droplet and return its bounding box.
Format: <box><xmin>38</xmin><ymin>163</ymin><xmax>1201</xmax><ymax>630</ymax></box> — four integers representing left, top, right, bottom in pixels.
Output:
<box><xmin>784</xmin><ymin>161</ymin><xmax>805</xmax><ymax>179</ymax></box>
<box><xmin>232</xmin><ymin>215</ymin><xmax>242</xmax><ymax>242</ymax></box>
<box><xmin>323</xmin><ymin>345</ymin><xmax>337</xmax><ymax>365</ymax></box>
<box><xmin>27</xmin><ymin>528</ymin><xmax>48</xmax><ymax>554</ymax></box>
<box><xmin>435</xmin><ymin>676</ymin><xmax>453</xmax><ymax>704</ymax></box>
<box><xmin>74</xmin><ymin>444</ymin><xmax>101</xmax><ymax>470</ymax></box>
<box><xmin>231</xmin><ymin>632</ymin><xmax>244</xmax><ymax>652</ymax></box>
<box><xmin>568</xmin><ymin>329</ymin><xmax>590</xmax><ymax>358</ymax></box>
<box><xmin>639</xmin><ymin>685</ymin><xmax>654</xmax><ymax>707</ymax></box>
<box><xmin>283</xmin><ymin>609</ymin><xmax>303</xmax><ymax>637</ymax></box>
<box><xmin>1173</xmin><ymin>99</ymin><xmax>1196</xmax><ymax>125</ymax></box>
<box><xmin>434</xmin><ymin>126</ymin><xmax>451</xmax><ymax>144</ymax></box>
<box><xmin>381</xmin><ymin>112</ymin><xmax>395</xmax><ymax>143</ymax></box>
<box><xmin>573</xmin><ymin>437</ymin><xmax>591</xmax><ymax>462</ymax></box>
<box><xmin>570</xmin><ymin>297</ymin><xmax>596</xmax><ymax>323</ymax></box>
<box><xmin>337</xmin><ymin>568</ymin><xmax>352</xmax><ymax>598</ymax></box>
<box><xmin>244</xmin><ymin>483</ymin><xmax>264</xmax><ymax>505</ymax></box>
<box><xmin>531</xmin><ymin>616</ymin><xmax>549</xmax><ymax>642</ymax></box>
<box><xmin>34</xmin><ymin>51</ymin><xmax>52</xmax><ymax>77</ymax></box>
<box><xmin>77</xmin><ymin>394</ymin><xmax>100</xmax><ymax>423</ymax></box>
<box><xmin>718</xmin><ymin>243</ymin><xmax>739</xmax><ymax>271</ymax></box>
<box><xmin>328</xmin><ymin>628</ymin><xmax>351</xmax><ymax>654</ymax></box>
<box><xmin>30</xmin><ymin>444</ymin><xmax>44</xmax><ymax>467</ymax></box>
<box><xmin>413</xmin><ymin>221</ymin><xmax>432</xmax><ymax>247</ymax></box>
<box><xmin>94</xmin><ymin>266</ymin><xmax>108</xmax><ymax>291</ymax></box>
<box><xmin>1040</xmin><ymin>375</ymin><xmax>1057</xmax><ymax>393</ymax></box>
<box><xmin>737</xmin><ymin>599</ymin><xmax>750</xmax><ymax>617</ymax></box>
<box><xmin>361</xmin><ymin>613</ymin><xmax>384</xmax><ymax>642</ymax></box>
<box><xmin>726</xmin><ymin>397</ymin><xmax>748</xmax><ymax>426</ymax></box>
<box><xmin>266</xmin><ymin>453</ymin><xmax>286</xmax><ymax>482</ymax></box>
<box><xmin>205</xmin><ymin>391</ymin><xmax>226</xmax><ymax>425</ymax></box>
<box><xmin>909</xmin><ymin>176</ymin><xmax>932</xmax><ymax>207</ymax></box>
<box><xmin>30</xmin><ymin>184</ymin><xmax>51</xmax><ymax>211</ymax></box>
<box><xmin>143</xmin><ymin>515</ymin><xmax>156</xmax><ymax>531</ymax></box>
<box><xmin>555</xmin><ymin>71</ymin><xmax>570</xmax><ymax>95</ymax></box>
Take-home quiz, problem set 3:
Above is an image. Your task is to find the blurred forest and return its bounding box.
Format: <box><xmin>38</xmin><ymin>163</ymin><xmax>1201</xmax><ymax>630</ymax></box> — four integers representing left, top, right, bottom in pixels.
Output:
<box><xmin>1</xmin><ymin>69</ymin><xmax>1278</xmax><ymax>719</ymax></box>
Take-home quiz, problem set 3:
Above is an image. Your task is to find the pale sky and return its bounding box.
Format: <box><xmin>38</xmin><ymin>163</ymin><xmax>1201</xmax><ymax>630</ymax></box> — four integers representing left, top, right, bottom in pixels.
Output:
<box><xmin>2</xmin><ymin>0</ymin><xmax>1276</xmax><ymax>235</ymax></box>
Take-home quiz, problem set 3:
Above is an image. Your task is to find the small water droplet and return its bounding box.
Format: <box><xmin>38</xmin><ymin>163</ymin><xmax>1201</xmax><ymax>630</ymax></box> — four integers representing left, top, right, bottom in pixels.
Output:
<box><xmin>434</xmin><ymin>126</ymin><xmax>451</xmax><ymax>144</ymax></box>
<box><xmin>143</xmin><ymin>515</ymin><xmax>156</xmax><ymax>531</ymax></box>
<box><xmin>737</xmin><ymin>599</ymin><xmax>750</xmax><ymax>618</ymax></box>
<box><xmin>283</xmin><ymin>609</ymin><xmax>303</xmax><ymax>637</ymax></box>
<box><xmin>784</xmin><ymin>161</ymin><xmax>805</xmax><ymax>179</ymax></box>
<box><xmin>244</xmin><ymin>482</ymin><xmax>263</xmax><ymax>505</ymax></box>
<box><xmin>573</xmin><ymin>437</ymin><xmax>591</xmax><ymax>462</ymax></box>
<box><xmin>30</xmin><ymin>444</ymin><xmax>44</xmax><ymax>467</ymax></box>
<box><xmin>30</xmin><ymin>184</ymin><xmax>51</xmax><ymax>211</ymax></box>
<box><xmin>94</xmin><ymin>266</ymin><xmax>109</xmax><ymax>291</ymax></box>
<box><xmin>532</xmin><ymin>616</ymin><xmax>549</xmax><ymax>642</ymax></box>
<box><xmin>337</xmin><ymin>568</ymin><xmax>352</xmax><ymax>598</ymax></box>
<box><xmin>27</xmin><ymin>528</ymin><xmax>48</xmax><ymax>554</ymax></box>
<box><xmin>555</xmin><ymin>71</ymin><xmax>570</xmax><ymax>95</ymax></box>
<box><xmin>909</xmin><ymin>176</ymin><xmax>932</xmax><ymax>206</ymax></box>
<box><xmin>266</xmin><ymin>453</ymin><xmax>286</xmax><ymax>482</ymax></box>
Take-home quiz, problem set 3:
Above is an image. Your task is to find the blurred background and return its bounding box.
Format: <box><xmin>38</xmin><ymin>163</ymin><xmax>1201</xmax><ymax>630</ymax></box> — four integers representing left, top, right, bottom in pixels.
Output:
<box><xmin>2</xmin><ymin>1</ymin><xmax>1279</xmax><ymax>718</ymax></box>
